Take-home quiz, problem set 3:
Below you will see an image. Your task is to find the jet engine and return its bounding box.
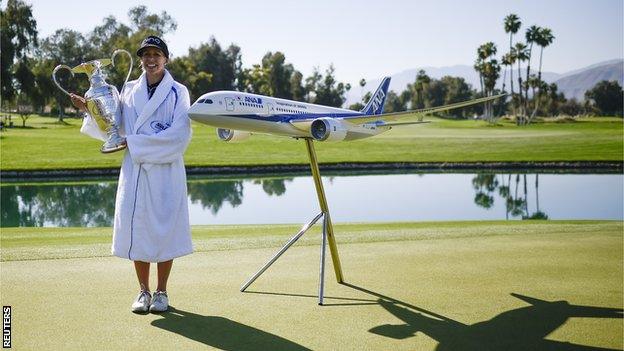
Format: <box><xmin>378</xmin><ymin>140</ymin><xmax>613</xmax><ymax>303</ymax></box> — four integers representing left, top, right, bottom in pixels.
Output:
<box><xmin>310</xmin><ymin>118</ymin><xmax>348</xmax><ymax>142</ymax></box>
<box><xmin>216</xmin><ymin>128</ymin><xmax>252</xmax><ymax>142</ymax></box>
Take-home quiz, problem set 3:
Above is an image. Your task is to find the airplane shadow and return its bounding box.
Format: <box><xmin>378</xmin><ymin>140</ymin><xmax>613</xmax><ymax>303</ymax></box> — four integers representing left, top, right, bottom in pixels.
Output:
<box><xmin>151</xmin><ymin>307</ymin><xmax>311</xmax><ymax>351</ymax></box>
<box><xmin>340</xmin><ymin>283</ymin><xmax>623</xmax><ymax>351</ymax></box>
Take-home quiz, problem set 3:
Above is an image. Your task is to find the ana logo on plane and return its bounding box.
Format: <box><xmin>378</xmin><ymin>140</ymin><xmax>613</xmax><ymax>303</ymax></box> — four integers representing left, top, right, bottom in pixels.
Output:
<box><xmin>245</xmin><ymin>96</ymin><xmax>263</xmax><ymax>104</ymax></box>
<box><xmin>371</xmin><ymin>89</ymin><xmax>386</xmax><ymax>112</ymax></box>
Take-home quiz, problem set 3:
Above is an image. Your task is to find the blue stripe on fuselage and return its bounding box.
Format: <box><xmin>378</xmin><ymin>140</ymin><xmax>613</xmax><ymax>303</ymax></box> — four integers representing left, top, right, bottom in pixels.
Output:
<box><xmin>218</xmin><ymin>112</ymin><xmax>364</xmax><ymax>123</ymax></box>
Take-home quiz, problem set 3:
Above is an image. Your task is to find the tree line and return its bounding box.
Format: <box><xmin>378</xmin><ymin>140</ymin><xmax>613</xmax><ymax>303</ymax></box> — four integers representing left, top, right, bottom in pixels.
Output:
<box><xmin>351</xmin><ymin>70</ymin><xmax>479</xmax><ymax>117</ymax></box>
<box><xmin>470</xmin><ymin>13</ymin><xmax>622</xmax><ymax>123</ymax></box>
<box><xmin>2</xmin><ymin>1</ymin><xmax>622</xmax><ymax>127</ymax></box>
<box><xmin>1</xmin><ymin>1</ymin><xmax>351</xmax><ymax>123</ymax></box>
<box><xmin>350</xmin><ymin>14</ymin><xmax>621</xmax><ymax>120</ymax></box>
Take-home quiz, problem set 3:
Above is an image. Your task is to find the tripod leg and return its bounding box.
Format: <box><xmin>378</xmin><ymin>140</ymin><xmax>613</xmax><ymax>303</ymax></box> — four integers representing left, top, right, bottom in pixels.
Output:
<box><xmin>318</xmin><ymin>212</ymin><xmax>328</xmax><ymax>305</ymax></box>
<box><xmin>240</xmin><ymin>212</ymin><xmax>324</xmax><ymax>292</ymax></box>
<box><xmin>305</xmin><ymin>138</ymin><xmax>344</xmax><ymax>283</ymax></box>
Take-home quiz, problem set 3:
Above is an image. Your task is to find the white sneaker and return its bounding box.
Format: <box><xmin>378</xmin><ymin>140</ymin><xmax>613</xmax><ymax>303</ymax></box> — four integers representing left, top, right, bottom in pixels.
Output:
<box><xmin>131</xmin><ymin>290</ymin><xmax>151</xmax><ymax>313</ymax></box>
<box><xmin>149</xmin><ymin>291</ymin><xmax>169</xmax><ymax>313</ymax></box>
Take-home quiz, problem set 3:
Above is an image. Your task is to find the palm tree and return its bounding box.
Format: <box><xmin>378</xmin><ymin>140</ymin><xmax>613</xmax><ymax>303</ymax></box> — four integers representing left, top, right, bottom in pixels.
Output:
<box><xmin>513</xmin><ymin>42</ymin><xmax>529</xmax><ymax>122</ymax></box>
<box><xmin>472</xmin><ymin>174</ymin><xmax>498</xmax><ymax>209</ymax></box>
<box><xmin>413</xmin><ymin>69</ymin><xmax>430</xmax><ymax>109</ymax></box>
<box><xmin>531</xmin><ymin>27</ymin><xmax>555</xmax><ymax>119</ymax></box>
<box><xmin>535</xmin><ymin>174</ymin><xmax>540</xmax><ymax>213</ymax></box>
<box><xmin>500</xmin><ymin>54</ymin><xmax>509</xmax><ymax>93</ymax></box>
<box><xmin>524</xmin><ymin>25</ymin><xmax>541</xmax><ymax>121</ymax></box>
<box><xmin>476</xmin><ymin>44</ymin><xmax>490</xmax><ymax>90</ymax></box>
<box><xmin>474</xmin><ymin>58</ymin><xmax>485</xmax><ymax>117</ymax></box>
<box><xmin>523</xmin><ymin>174</ymin><xmax>529</xmax><ymax>216</ymax></box>
<box><xmin>535</xmin><ymin>28</ymin><xmax>554</xmax><ymax>87</ymax></box>
<box><xmin>480</xmin><ymin>42</ymin><xmax>497</xmax><ymax>61</ymax></box>
<box><xmin>499</xmin><ymin>53</ymin><xmax>511</xmax><ymax>115</ymax></box>
<box><xmin>510</xmin><ymin>174</ymin><xmax>526</xmax><ymax>217</ymax></box>
<box><xmin>527</xmin><ymin>74</ymin><xmax>540</xmax><ymax>104</ymax></box>
<box><xmin>475</xmin><ymin>43</ymin><xmax>497</xmax><ymax>120</ymax></box>
<box><xmin>498</xmin><ymin>174</ymin><xmax>511</xmax><ymax>220</ymax></box>
<box><xmin>483</xmin><ymin>60</ymin><xmax>501</xmax><ymax>121</ymax></box>
<box><xmin>359</xmin><ymin>78</ymin><xmax>366</xmax><ymax>101</ymax></box>
<box><xmin>504</xmin><ymin>14</ymin><xmax>521</xmax><ymax>115</ymax></box>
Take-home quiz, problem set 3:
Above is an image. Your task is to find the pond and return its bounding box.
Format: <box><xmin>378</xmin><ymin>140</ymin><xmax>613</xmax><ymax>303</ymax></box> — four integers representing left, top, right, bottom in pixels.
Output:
<box><xmin>1</xmin><ymin>172</ymin><xmax>622</xmax><ymax>227</ymax></box>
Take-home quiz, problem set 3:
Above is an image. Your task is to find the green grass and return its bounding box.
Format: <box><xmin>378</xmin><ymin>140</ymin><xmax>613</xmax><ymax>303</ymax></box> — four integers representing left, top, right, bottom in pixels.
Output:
<box><xmin>0</xmin><ymin>114</ymin><xmax>622</xmax><ymax>170</ymax></box>
<box><xmin>1</xmin><ymin>221</ymin><xmax>622</xmax><ymax>350</ymax></box>
<box><xmin>0</xmin><ymin>220</ymin><xmax>619</xmax><ymax>261</ymax></box>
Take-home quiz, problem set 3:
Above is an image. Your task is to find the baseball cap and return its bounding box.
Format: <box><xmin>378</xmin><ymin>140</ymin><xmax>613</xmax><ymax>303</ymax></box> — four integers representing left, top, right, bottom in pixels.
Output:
<box><xmin>137</xmin><ymin>35</ymin><xmax>169</xmax><ymax>58</ymax></box>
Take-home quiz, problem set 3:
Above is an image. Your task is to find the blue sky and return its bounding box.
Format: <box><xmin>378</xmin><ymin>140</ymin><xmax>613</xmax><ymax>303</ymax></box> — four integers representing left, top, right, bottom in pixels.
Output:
<box><xmin>25</xmin><ymin>0</ymin><xmax>624</xmax><ymax>85</ymax></box>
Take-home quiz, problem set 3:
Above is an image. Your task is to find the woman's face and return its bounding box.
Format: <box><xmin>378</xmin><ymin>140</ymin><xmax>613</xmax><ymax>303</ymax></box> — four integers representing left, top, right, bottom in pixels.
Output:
<box><xmin>141</xmin><ymin>47</ymin><xmax>167</xmax><ymax>77</ymax></box>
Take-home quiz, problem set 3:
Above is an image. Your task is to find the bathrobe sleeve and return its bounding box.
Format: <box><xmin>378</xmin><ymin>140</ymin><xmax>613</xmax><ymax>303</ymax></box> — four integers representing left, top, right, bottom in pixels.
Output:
<box><xmin>125</xmin><ymin>85</ymin><xmax>192</xmax><ymax>164</ymax></box>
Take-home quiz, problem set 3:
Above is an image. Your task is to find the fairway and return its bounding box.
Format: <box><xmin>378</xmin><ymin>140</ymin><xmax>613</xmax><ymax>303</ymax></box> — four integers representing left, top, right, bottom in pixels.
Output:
<box><xmin>0</xmin><ymin>115</ymin><xmax>622</xmax><ymax>171</ymax></box>
<box><xmin>1</xmin><ymin>221</ymin><xmax>622</xmax><ymax>350</ymax></box>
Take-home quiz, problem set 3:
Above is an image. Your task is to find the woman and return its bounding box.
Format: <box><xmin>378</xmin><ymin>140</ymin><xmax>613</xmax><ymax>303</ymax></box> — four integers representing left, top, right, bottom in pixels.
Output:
<box><xmin>71</xmin><ymin>35</ymin><xmax>193</xmax><ymax>313</ymax></box>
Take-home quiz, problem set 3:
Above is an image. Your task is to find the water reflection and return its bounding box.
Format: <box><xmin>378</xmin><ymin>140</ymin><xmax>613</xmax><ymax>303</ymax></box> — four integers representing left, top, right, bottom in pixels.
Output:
<box><xmin>253</xmin><ymin>178</ymin><xmax>292</xmax><ymax>196</ymax></box>
<box><xmin>187</xmin><ymin>178</ymin><xmax>292</xmax><ymax>215</ymax></box>
<box><xmin>187</xmin><ymin>181</ymin><xmax>244</xmax><ymax>215</ymax></box>
<box><xmin>1</xmin><ymin>173</ymin><xmax>621</xmax><ymax>227</ymax></box>
<box><xmin>1</xmin><ymin>183</ymin><xmax>116</xmax><ymax>227</ymax></box>
<box><xmin>471</xmin><ymin>174</ymin><xmax>549</xmax><ymax>220</ymax></box>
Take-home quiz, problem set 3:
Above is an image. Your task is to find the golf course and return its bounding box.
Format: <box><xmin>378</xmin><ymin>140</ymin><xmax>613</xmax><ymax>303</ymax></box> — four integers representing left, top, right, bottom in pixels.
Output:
<box><xmin>3</xmin><ymin>0</ymin><xmax>624</xmax><ymax>349</ymax></box>
<box><xmin>1</xmin><ymin>221</ymin><xmax>622</xmax><ymax>350</ymax></box>
<box><xmin>0</xmin><ymin>115</ymin><xmax>622</xmax><ymax>171</ymax></box>
<box><xmin>1</xmin><ymin>115</ymin><xmax>623</xmax><ymax>350</ymax></box>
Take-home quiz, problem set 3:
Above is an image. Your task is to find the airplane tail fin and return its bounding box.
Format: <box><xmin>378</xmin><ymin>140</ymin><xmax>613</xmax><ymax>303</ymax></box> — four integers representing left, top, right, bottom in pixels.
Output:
<box><xmin>360</xmin><ymin>76</ymin><xmax>391</xmax><ymax>115</ymax></box>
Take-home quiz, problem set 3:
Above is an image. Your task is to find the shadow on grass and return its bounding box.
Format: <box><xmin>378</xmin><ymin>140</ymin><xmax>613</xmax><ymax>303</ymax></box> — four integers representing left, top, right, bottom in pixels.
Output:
<box><xmin>342</xmin><ymin>282</ymin><xmax>623</xmax><ymax>351</ymax></box>
<box><xmin>243</xmin><ymin>289</ymin><xmax>377</xmax><ymax>306</ymax></box>
<box><xmin>151</xmin><ymin>307</ymin><xmax>311</xmax><ymax>351</ymax></box>
<box><xmin>245</xmin><ymin>283</ymin><xmax>623</xmax><ymax>350</ymax></box>
<box><xmin>5</xmin><ymin>125</ymin><xmax>37</xmax><ymax>129</ymax></box>
<box><xmin>46</xmin><ymin>120</ymin><xmax>71</xmax><ymax>126</ymax></box>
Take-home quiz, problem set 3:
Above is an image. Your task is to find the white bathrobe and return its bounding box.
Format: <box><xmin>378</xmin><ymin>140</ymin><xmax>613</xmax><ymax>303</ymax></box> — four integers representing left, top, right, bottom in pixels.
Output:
<box><xmin>81</xmin><ymin>70</ymin><xmax>193</xmax><ymax>262</ymax></box>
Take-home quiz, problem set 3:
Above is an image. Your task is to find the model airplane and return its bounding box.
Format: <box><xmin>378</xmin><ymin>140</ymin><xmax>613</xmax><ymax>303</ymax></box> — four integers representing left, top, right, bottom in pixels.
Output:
<box><xmin>187</xmin><ymin>76</ymin><xmax>505</xmax><ymax>304</ymax></box>
<box><xmin>188</xmin><ymin>77</ymin><xmax>505</xmax><ymax>141</ymax></box>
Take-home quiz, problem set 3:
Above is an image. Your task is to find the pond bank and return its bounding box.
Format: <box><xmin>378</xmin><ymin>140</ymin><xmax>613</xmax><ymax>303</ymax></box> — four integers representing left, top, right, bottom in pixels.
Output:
<box><xmin>1</xmin><ymin>161</ymin><xmax>622</xmax><ymax>181</ymax></box>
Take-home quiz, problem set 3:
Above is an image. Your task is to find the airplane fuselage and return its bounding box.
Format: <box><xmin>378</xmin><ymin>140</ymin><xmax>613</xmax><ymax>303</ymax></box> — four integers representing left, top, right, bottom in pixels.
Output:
<box><xmin>187</xmin><ymin>77</ymin><xmax>502</xmax><ymax>142</ymax></box>
<box><xmin>188</xmin><ymin>91</ymin><xmax>388</xmax><ymax>140</ymax></box>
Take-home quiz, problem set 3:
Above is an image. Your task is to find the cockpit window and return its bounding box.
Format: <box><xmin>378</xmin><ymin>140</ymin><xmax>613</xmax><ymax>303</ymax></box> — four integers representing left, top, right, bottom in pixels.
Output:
<box><xmin>204</xmin><ymin>99</ymin><xmax>213</xmax><ymax>104</ymax></box>
<box><xmin>196</xmin><ymin>99</ymin><xmax>205</xmax><ymax>104</ymax></box>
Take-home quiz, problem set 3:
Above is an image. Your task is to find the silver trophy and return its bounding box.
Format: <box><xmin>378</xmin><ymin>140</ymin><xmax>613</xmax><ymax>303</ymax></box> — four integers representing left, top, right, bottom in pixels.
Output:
<box><xmin>52</xmin><ymin>49</ymin><xmax>133</xmax><ymax>153</ymax></box>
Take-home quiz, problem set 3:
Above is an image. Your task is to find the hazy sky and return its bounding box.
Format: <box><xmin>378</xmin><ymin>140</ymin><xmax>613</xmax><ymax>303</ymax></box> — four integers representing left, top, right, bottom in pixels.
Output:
<box><xmin>25</xmin><ymin>0</ymin><xmax>624</xmax><ymax>85</ymax></box>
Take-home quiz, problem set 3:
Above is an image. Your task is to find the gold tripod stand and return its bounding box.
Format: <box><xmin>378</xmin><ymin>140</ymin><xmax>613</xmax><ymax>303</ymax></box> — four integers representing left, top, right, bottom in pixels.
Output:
<box><xmin>240</xmin><ymin>138</ymin><xmax>344</xmax><ymax>305</ymax></box>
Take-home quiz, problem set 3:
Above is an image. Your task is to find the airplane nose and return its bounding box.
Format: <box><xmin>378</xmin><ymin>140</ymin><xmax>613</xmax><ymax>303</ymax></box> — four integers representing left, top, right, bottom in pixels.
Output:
<box><xmin>188</xmin><ymin>102</ymin><xmax>203</xmax><ymax>121</ymax></box>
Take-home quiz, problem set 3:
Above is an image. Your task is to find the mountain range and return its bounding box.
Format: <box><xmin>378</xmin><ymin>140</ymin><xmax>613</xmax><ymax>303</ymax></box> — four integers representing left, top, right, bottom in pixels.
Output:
<box><xmin>346</xmin><ymin>59</ymin><xmax>623</xmax><ymax>105</ymax></box>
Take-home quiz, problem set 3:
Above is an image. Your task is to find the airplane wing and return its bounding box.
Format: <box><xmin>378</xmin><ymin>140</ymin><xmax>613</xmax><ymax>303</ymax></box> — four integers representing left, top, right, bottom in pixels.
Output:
<box><xmin>289</xmin><ymin>118</ymin><xmax>431</xmax><ymax>131</ymax></box>
<box><xmin>288</xmin><ymin>93</ymin><xmax>505</xmax><ymax>132</ymax></box>
<box><xmin>380</xmin><ymin>121</ymin><xmax>431</xmax><ymax>127</ymax></box>
<box><xmin>345</xmin><ymin>93</ymin><xmax>506</xmax><ymax>124</ymax></box>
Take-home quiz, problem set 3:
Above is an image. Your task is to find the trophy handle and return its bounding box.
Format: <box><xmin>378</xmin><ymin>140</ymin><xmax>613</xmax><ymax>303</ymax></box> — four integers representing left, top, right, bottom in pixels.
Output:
<box><xmin>52</xmin><ymin>65</ymin><xmax>74</xmax><ymax>97</ymax></box>
<box><xmin>112</xmin><ymin>49</ymin><xmax>133</xmax><ymax>97</ymax></box>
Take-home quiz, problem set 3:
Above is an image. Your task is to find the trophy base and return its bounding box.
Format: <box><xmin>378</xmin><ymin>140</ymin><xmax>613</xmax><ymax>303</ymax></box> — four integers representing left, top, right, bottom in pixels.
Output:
<box><xmin>101</xmin><ymin>140</ymin><xmax>127</xmax><ymax>154</ymax></box>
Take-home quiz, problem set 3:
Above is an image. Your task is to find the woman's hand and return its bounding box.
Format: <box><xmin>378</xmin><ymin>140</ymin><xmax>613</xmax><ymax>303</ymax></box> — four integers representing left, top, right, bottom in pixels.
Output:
<box><xmin>70</xmin><ymin>93</ymin><xmax>87</xmax><ymax>113</ymax></box>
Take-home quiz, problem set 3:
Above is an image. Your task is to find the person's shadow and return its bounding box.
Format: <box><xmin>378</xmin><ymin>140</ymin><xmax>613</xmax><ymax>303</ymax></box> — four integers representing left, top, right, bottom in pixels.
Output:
<box><xmin>151</xmin><ymin>307</ymin><xmax>311</xmax><ymax>351</ymax></box>
<box><xmin>362</xmin><ymin>288</ymin><xmax>623</xmax><ymax>351</ymax></box>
